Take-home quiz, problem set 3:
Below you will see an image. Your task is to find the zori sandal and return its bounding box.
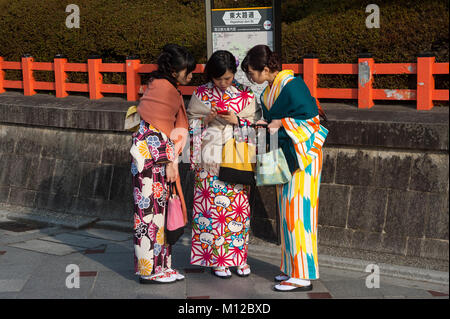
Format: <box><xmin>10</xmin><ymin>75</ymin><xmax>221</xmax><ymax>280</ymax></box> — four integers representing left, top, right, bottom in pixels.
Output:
<box><xmin>139</xmin><ymin>272</ymin><xmax>177</xmax><ymax>284</ymax></box>
<box><xmin>273</xmin><ymin>280</ymin><xmax>313</xmax><ymax>292</ymax></box>
<box><xmin>211</xmin><ymin>267</ymin><xmax>232</xmax><ymax>279</ymax></box>
<box><xmin>165</xmin><ymin>268</ymin><xmax>185</xmax><ymax>281</ymax></box>
<box><xmin>236</xmin><ymin>264</ymin><xmax>251</xmax><ymax>277</ymax></box>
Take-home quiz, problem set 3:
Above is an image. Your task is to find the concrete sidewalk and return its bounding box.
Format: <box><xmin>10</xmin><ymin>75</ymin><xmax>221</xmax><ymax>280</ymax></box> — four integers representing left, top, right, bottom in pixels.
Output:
<box><xmin>0</xmin><ymin>215</ymin><xmax>448</xmax><ymax>299</ymax></box>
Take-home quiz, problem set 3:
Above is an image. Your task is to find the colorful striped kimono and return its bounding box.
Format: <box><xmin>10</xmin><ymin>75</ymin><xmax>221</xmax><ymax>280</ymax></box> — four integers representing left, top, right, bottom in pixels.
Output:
<box><xmin>261</xmin><ymin>70</ymin><xmax>328</xmax><ymax>280</ymax></box>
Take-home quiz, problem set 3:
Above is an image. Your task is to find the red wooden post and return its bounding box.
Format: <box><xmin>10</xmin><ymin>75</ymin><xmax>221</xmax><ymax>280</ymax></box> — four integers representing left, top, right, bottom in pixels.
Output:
<box><xmin>54</xmin><ymin>54</ymin><xmax>68</xmax><ymax>98</ymax></box>
<box><xmin>126</xmin><ymin>55</ymin><xmax>141</xmax><ymax>101</ymax></box>
<box><xmin>22</xmin><ymin>54</ymin><xmax>36</xmax><ymax>96</ymax></box>
<box><xmin>358</xmin><ymin>53</ymin><xmax>374</xmax><ymax>108</ymax></box>
<box><xmin>416</xmin><ymin>52</ymin><xmax>435</xmax><ymax>110</ymax></box>
<box><xmin>88</xmin><ymin>55</ymin><xmax>103</xmax><ymax>99</ymax></box>
<box><xmin>303</xmin><ymin>54</ymin><xmax>318</xmax><ymax>99</ymax></box>
<box><xmin>0</xmin><ymin>57</ymin><xmax>5</xmax><ymax>93</ymax></box>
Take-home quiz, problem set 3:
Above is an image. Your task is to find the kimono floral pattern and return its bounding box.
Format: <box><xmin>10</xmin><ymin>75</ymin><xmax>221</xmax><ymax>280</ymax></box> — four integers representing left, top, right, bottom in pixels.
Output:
<box><xmin>189</xmin><ymin>81</ymin><xmax>255</xmax><ymax>268</ymax></box>
<box><xmin>131</xmin><ymin>121</ymin><xmax>174</xmax><ymax>276</ymax></box>
<box><xmin>190</xmin><ymin>169</ymin><xmax>251</xmax><ymax>267</ymax></box>
<box><xmin>194</xmin><ymin>81</ymin><xmax>254</xmax><ymax>127</ymax></box>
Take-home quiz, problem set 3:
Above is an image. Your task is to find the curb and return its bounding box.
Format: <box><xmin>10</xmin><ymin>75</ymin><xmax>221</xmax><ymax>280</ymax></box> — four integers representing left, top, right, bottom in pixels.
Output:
<box><xmin>180</xmin><ymin>232</ymin><xmax>449</xmax><ymax>286</ymax></box>
<box><xmin>2</xmin><ymin>211</ymin><xmax>448</xmax><ymax>286</ymax></box>
<box><xmin>0</xmin><ymin>205</ymin><xmax>99</xmax><ymax>229</ymax></box>
<box><xmin>94</xmin><ymin>219</ymin><xmax>133</xmax><ymax>232</ymax></box>
<box><xmin>317</xmin><ymin>254</ymin><xmax>449</xmax><ymax>285</ymax></box>
<box><xmin>247</xmin><ymin>240</ymin><xmax>449</xmax><ymax>286</ymax></box>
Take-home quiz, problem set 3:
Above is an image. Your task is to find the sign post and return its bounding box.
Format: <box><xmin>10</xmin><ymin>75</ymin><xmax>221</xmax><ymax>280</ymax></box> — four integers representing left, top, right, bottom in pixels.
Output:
<box><xmin>205</xmin><ymin>0</ymin><xmax>214</xmax><ymax>58</ymax></box>
<box><xmin>273</xmin><ymin>0</ymin><xmax>281</xmax><ymax>56</ymax></box>
<box><xmin>206</xmin><ymin>0</ymin><xmax>281</xmax><ymax>99</ymax></box>
<box><xmin>205</xmin><ymin>0</ymin><xmax>282</xmax><ymax>245</ymax></box>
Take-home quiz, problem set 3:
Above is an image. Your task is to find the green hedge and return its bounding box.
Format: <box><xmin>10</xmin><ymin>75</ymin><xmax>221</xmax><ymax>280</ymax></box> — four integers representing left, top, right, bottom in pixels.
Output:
<box><xmin>0</xmin><ymin>0</ymin><xmax>206</xmax><ymax>85</ymax></box>
<box><xmin>0</xmin><ymin>0</ymin><xmax>448</xmax><ymax>97</ymax></box>
<box><xmin>281</xmin><ymin>0</ymin><xmax>449</xmax><ymax>91</ymax></box>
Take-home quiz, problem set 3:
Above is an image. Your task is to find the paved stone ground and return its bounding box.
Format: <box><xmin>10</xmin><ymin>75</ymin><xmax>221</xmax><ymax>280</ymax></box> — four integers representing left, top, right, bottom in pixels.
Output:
<box><xmin>0</xmin><ymin>215</ymin><xmax>448</xmax><ymax>300</ymax></box>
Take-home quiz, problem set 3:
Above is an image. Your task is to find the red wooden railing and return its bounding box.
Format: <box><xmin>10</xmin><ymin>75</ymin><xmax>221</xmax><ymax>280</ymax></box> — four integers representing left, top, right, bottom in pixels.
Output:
<box><xmin>0</xmin><ymin>53</ymin><xmax>448</xmax><ymax>110</ymax></box>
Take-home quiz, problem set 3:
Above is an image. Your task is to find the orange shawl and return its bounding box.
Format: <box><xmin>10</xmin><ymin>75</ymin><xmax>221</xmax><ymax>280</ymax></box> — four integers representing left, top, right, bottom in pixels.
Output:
<box><xmin>137</xmin><ymin>78</ymin><xmax>188</xmax><ymax>222</ymax></box>
<box><xmin>137</xmin><ymin>78</ymin><xmax>188</xmax><ymax>143</ymax></box>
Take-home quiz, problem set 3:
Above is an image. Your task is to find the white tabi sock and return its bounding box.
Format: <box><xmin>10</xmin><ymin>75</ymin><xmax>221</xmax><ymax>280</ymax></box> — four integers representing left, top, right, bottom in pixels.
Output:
<box><xmin>274</xmin><ymin>277</ymin><xmax>312</xmax><ymax>291</ymax></box>
<box><xmin>288</xmin><ymin>277</ymin><xmax>311</xmax><ymax>286</ymax></box>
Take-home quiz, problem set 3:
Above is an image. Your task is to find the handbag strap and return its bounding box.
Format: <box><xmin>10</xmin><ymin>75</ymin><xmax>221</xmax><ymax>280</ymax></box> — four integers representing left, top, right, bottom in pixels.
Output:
<box><xmin>255</xmin><ymin>125</ymin><xmax>271</xmax><ymax>152</ymax></box>
<box><xmin>170</xmin><ymin>182</ymin><xmax>178</xmax><ymax>197</ymax></box>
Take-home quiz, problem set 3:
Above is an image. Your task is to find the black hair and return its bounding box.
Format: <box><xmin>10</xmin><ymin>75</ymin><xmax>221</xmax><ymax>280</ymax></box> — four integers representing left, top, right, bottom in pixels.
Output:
<box><xmin>204</xmin><ymin>50</ymin><xmax>237</xmax><ymax>81</ymax></box>
<box><xmin>241</xmin><ymin>45</ymin><xmax>282</xmax><ymax>75</ymax></box>
<box><xmin>148</xmin><ymin>44</ymin><xmax>196</xmax><ymax>88</ymax></box>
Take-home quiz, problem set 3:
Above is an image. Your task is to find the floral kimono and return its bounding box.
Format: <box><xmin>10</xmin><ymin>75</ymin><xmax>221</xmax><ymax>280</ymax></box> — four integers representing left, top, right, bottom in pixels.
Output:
<box><xmin>131</xmin><ymin>120</ymin><xmax>176</xmax><ymax>276</ymax></box>
<box><xmin>187</xmin><ymin>81</ymin><xmax>261</xmax><ymax>268</ymax></box>
<box><xmin>261</xmin><ymin>70</ymin><xmax>328</xmax><ymax>280</ymax></box>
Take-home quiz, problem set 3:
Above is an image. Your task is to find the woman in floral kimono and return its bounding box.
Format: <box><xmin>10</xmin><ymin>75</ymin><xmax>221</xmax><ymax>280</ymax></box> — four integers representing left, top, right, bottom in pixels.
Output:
<box><xmin>131</xmin><ymin>44</ymin><xmax>195</xmax><ymax>284</ymax></box>
<box><xmin>242</xmin><ymin>45</ymin><xmax>328</xmax><ymax>292</ymax></box>
<box><xmin>187</xmin><ymin>50</ymin><xmax>261</xmax><ymax>278</ymax></box>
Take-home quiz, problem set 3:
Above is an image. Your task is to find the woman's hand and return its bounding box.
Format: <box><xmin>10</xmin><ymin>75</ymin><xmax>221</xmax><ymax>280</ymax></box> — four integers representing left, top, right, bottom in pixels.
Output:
<box><xmin>255</xmin><ymin>120</ymin><xmax>268</xmax><ymax>127</ymax></box>
<box><xmin>204</xmin><ymin>107</ymin><xmax>218</xmax><ymax>126</ymax></box>
<box><xmin>166</xmin><ymin>161</ymin><xmax>179</xmax><ymax>183</ymax></box>
<box><xmin>218</xmin><ymin>112</ymin><xmax>238</xmax><ymax>125</ymax></box>
<box><xmin>268</xmin><ymin>119</ymin><xmax>283</xmax><ymax>134</ymax></box>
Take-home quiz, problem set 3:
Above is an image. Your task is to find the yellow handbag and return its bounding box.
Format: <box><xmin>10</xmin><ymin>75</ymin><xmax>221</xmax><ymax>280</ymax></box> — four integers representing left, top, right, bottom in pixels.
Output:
<box><xmin>218</xmin><ymin>128</ymin><xmax>256</xmax><ymax>185</ymax></box>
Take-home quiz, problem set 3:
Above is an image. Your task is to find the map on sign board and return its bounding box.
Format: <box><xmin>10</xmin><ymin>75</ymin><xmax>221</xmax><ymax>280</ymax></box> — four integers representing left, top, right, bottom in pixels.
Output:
<box><xmin>212</xmin><ymin>8</ymin><xmax>274</xmax><ymax>102</ymax></box>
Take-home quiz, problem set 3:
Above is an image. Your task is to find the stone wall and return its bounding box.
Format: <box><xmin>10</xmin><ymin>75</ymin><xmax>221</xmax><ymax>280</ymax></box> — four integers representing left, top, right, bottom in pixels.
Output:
<box><xmin>0</xmin><ymin>124</ymin><xmax>134</xmax><ymax>221</ymax></box>
<box><xmin>317</xmin><ymin>147</ymin><xmax>448</xmax><ymax>262</ymax></box>
<box><xmin>0</xmin><ymin>91</ymin><xmax>448</xmax><ymax>267</ymax></box>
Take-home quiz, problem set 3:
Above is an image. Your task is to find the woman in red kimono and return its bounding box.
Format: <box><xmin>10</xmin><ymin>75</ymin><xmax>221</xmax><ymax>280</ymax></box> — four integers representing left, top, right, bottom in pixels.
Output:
<box><xmin>187</xmin><ymin>50</ymin><xmax>261</xmax><ymax>279</ymax></box>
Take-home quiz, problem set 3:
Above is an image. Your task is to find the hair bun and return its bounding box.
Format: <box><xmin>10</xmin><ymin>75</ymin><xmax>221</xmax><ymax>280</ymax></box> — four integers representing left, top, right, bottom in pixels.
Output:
<box><xmin>204</xmin><ymin>50</ymin><xmax>237</xmax><ymax>81</ymax></box>
<box><xmin>148</xmin><ymin>43</ymin><xmax>196</xmax><ymax>87</ymax></box>
<box><xmin>267</xmin><ymin>51</ymin><xmax>281</xmax><ymax>72</ymax></box>
<box><xmin>241</xmin><ymin>45</ymin><xmax>282</xmax><ymax>73</ymax></box>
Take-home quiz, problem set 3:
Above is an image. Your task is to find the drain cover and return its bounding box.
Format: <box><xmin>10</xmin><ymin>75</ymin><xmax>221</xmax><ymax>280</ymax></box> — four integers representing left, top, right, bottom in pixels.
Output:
<box><xmin>0</xmin><ymin>221</ymin><xmax>45</xmax><ymax>232</ymax></box>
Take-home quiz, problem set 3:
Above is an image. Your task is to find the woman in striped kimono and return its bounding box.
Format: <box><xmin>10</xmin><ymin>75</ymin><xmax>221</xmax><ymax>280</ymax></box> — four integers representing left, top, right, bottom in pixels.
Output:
<box><xmin>242</xmin><ymin>45</ymin><xmax>328</xmax><ymax>292</ymax></box>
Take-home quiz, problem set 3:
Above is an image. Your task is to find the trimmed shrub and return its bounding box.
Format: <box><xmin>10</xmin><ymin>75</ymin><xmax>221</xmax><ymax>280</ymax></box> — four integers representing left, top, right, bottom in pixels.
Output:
<box><xmin>0</xmin><ymin>0</ymin><xmax>447</xmax><ymax>97</ymax></box>
<box><xmin>282</xmin><ymin>0</ymin><xmax>449</xmax><ymax>91</ymax></box>
<box><xmin>0</xmin><ymin>0</ymin><xmax>206</xmax><ymax>85</ymax></box>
